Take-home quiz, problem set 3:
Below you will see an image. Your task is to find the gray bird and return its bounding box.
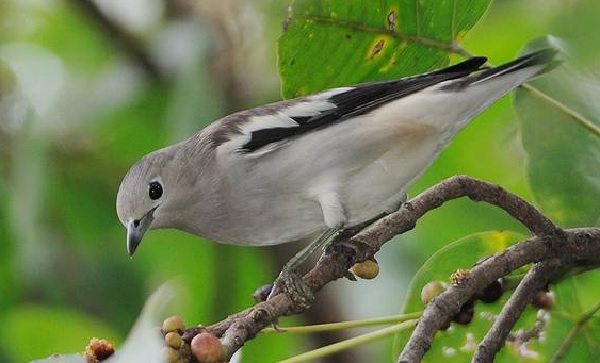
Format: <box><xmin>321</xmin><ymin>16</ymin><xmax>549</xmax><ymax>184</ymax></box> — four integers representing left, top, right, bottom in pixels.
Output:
<box><xmin>116</xmin><ymin>50</ymin><xmax>556</xmax><ymax>281</ymax></box>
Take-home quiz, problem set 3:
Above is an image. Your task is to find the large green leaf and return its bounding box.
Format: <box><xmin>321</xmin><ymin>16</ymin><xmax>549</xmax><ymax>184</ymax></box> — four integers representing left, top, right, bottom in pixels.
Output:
<box><xmin>393</xmin><ymin>231</ymin><xmax>600</xmax><ymax>362</ymax></box>
<box><xmin>278</xmin><ymin>0</ymin><xmax>492</xmax><ymax>98</ymax></box>
<box><xmin>514</xmin><ymin>36</ymin><xmax>600</xmax><ymax>227</ymax></box>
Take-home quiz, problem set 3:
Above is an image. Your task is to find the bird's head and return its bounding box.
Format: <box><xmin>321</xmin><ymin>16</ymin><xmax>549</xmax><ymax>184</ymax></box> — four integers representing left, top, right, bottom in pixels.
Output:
<box><xmin>116</xmin><ymin>148</ymin><xmax>179</xmax><ymax>256</ymax></box>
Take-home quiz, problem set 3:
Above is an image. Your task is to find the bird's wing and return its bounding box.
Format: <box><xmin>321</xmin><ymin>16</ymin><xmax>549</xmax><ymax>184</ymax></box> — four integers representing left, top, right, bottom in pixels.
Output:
<box><xmin>211</xmin><ymin>56</ymin><xmax>488</xmax><ymax>154</ymax></box>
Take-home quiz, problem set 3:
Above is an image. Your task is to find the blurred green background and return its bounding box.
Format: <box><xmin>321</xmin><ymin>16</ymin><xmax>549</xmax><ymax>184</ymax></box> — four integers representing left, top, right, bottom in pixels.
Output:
<box><xmin>0</xmin><ymin>0</ymin><xmax>592</xmax><ymax>362</ymax></box>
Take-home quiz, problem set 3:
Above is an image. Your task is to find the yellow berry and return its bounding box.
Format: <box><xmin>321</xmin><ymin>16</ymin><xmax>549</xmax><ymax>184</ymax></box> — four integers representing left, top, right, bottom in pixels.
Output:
<box><xmin>162</xmin><ymin>347</ymin><xmax>180</xmax><ymax>363</ymax></box>
<box><xmin>420</xmin><ymin>281</ymin><xmax>446</xmax><ymax>305</ymax></box>
<box><xmin>351</xmin><ymin>259</ymin><xmax>379</xmax><ymax>279</ymax></box>
<box><xmin>165</xmin><ymin>331</ymin><xmax>183</xmax><ymax>349</ymax></box>
<box><xmin>163</xmin><ymin>316</ymin><xmax>185</xmax><ymax>333</ymax></box>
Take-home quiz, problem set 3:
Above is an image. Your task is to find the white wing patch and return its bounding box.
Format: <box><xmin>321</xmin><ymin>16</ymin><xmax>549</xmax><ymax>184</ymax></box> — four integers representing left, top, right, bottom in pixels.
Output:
<box><xmin>220</xmin><ymin>87</ymin><xmax>354</xmax><ymax>154</ymax></box>
<box><xmin>309</xmin><ymin>86</ymin><xmax>354</xmax><ymax>100</ymax></box>
<box><xmin>239</xmin><ymin>113</ymin><xmax>299</xmax><ymax>134</ymax></box>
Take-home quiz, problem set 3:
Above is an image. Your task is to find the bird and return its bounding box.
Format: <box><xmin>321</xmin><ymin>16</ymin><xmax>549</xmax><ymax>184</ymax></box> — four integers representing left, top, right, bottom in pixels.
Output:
<box><xmin>116</xmin><ymin>49</ymin><xmax>556</xmax><ymax>295</ymax></box>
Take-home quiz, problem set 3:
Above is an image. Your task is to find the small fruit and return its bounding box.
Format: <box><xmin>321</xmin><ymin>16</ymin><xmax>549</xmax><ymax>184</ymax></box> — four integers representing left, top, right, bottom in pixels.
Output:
<box><xmin>478</xmin><ymin>278</ymin><xmax>505</xmax><ymax>303</ymax></box>
<box><xmin>84</xmin><ymin>338</ymin><xmax>115</xmax><ymax>363</ymax></box>
<box><xmin>162</xmin><ymin>346</ymin><xmax>180</xmax><ymax>363</ymax></box>
<box><xmin>453</xmin><ymin>301</ymin><xmax>475</xmax><ymax>325</ymax></box>
<box><xmin>165</xmin><ymin>331</ymin><xmax>183</xmax><ymax>349</ymax></box>
<box><xmin>439</xmin><ymin>318</ymin><xmax>452</xmax><ymax>331</ymax></box>
<box><xmin>179</xmin><ymin>341</ymin><xmax>193</xmax><ymax>362</ymax></box>
<box><xmin>531</xmin><ymin>291</ymin><xmax>554</xmax><ymax>310</ymax></box>
<box><xmin>253</xmin><ymin>284</ymin><xmax>273</xmax><ymax>302</ymax></box>
<box><xmin>351</xmin><ymin>259</ymin><xmax>379</xmax><ymax>279</ymax></box>
<box><xmin>451</xmin><ymin>269</ymin><xmax>470</xmax><ymax>285</ymax></box>
<box><xmin>191</xmin><ymin>331</ymin><xmax>223</xmax><ymax>363</ymax></box>
<box><xmin>163</xmin><ymin>316</ymin><xmax>185</xmax><ymax>333</ymax></box>
<box><xmin>420</xmin><ymin>281</ymin><xmax>446</xmax><ymax>305</ymax></box>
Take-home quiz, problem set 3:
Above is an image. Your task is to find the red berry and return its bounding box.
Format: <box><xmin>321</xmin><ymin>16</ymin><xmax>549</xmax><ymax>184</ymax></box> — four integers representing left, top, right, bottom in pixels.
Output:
<box><xmin>191</xmin><ymin>332</ymin><xmax>223</xmax><ymax>363</ymax></box>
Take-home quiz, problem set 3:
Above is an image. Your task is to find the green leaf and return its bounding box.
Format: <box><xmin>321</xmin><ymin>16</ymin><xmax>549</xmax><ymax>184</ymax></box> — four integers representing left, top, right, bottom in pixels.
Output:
<box><xmin>514</xmin><ymin>36</ymin><xmax>600</xmax><ymax>227</ymax></box>
<box><xmin>278</xmin><ymin>0</ymin><xmax>492</xmax><ymax>98</ymax></box>
<box><xmin>393</xmin><ymin>231</ymin><xmax>600</xmax><ymax>362</ymax></box>
<box><xmin>0</xmin><ymin>306</ymin><xmax>120</xmax><ymax>363</ymax></box>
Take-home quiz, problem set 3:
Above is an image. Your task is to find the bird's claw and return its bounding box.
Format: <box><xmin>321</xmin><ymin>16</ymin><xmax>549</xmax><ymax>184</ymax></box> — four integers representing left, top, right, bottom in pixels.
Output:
<box><xmin>268</xmin><ymin>266</ymin><xmax>314</xmax><ymax>312</ymax></box>
<box><xmin>325</xmin><ymin>238</ymin><xmax>375</xmax><ymax>261</ymax></box>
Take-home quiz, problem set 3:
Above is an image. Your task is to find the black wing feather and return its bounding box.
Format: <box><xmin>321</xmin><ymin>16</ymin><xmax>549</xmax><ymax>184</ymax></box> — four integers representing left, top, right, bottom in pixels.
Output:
<box><xmin>241</xmin><ymin>56</ymin><xmax>488</xmax><ymax>152</ymax></box>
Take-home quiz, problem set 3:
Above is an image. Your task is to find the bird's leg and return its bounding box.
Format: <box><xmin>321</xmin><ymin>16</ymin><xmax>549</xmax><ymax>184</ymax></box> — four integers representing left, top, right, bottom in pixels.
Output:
<box><xmin>287</xmin><ymin>228</ymin><xmax>340</xmax><ymax>269</ymax></box>
<box><xmin>267</xmin><ymin>228</ymin><xmax>339</xmax><ymax>309</ymax></box>
<box><xmin>266</xmin><ymin>193</ymin><xmax>407</xmax><ymax>307</ymax></box>
<box><xmin>326</xmin><ymin>194</ymin><xmax>408</xmax><ymax>261</ymax></box>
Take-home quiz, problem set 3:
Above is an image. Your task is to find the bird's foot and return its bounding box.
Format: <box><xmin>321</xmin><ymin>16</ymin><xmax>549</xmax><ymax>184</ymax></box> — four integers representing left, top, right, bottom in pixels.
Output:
<box><xmin>267</xmin><ymin>266</ymin><xmax>314</xmax><ymax>312</ymax></box>
<box><xmin>325</xmin><ymin>236</ymin><xmax>374</xmax><ymax>257</ymax></box>
<box><xmin>254</xmin><ymin>229</ymin><xmax>338</xmax><ymax>312</ymax></box>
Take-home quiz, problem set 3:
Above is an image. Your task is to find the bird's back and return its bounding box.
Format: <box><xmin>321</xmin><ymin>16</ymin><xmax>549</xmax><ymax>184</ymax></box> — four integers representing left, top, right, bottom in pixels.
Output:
<box><xmin>166</xmin><ymin>50</ymin><xmax>557</xmax><ymax>246</ymax></box>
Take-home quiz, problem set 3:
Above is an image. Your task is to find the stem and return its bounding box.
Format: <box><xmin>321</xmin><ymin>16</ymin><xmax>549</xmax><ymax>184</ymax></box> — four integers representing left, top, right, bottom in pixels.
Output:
<box><xmin>520</xmin><ymin>83</ymin><xmax>600</xmax><ymax>138</ymax></box>
<box><xmin>275</xmin><ymin>319</ymin><xmax>418</xmax><ymax>363</ymax></box>
<box><xmin>548</xmin><ymin>299</ymin><xmax>600</xmax><ymax>363</ymax></box>
<box><xmin>262</xmin><ymin>312</ymin><xmax>422</xmax><ymax>334</ymax></box>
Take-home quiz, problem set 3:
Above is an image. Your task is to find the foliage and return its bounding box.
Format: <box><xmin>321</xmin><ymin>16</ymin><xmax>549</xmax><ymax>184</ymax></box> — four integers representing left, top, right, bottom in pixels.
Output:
<box><xmin>278</xmin><ymin>0</ymin><xmax>491</xmax><ymax>97</ymax></box>
<box><xmin>515</xmin><ymin>36</ymin><xmax>600</xmax><ymax>227</ymax></box>
<box><xmin>393</xmin><ymin>232</ymin><xmax>600</xmax><ymax>362</ymax></box>
<box><xmin>1</xmin><ymin>0</ymin><xmax>599</xmax><ymax>362</ymax></box>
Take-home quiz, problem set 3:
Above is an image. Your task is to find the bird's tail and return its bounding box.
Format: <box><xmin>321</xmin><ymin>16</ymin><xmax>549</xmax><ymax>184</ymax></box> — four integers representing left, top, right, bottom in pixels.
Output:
<box><xmin>427</xmin><ymin>49</ymin><xmax>558</xmax><ymax>134</ymax></box>
<box><xmin>470</xmin><ymin>49</ymin><xmax>559</xmax><ymax>85</ymax></box>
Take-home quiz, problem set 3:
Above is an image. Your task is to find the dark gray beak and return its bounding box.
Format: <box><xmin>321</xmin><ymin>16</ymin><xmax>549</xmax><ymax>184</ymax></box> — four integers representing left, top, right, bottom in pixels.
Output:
<box><xmin>127</xmin><ymin>207</ymin><xmax>157</xmax><ymax>256</ymax></box>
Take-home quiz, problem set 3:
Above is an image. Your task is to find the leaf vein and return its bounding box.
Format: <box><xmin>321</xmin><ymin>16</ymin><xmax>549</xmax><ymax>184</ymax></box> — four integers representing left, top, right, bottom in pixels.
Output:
<box><xmin>295</xmin><ymin>15</ymin><xmax>468</xmax><ymax>56</ymax></box>
<box><xmin>521</xmin><ymin>83</ymin><xmax>600</xmax><ymax>139</ymax></box>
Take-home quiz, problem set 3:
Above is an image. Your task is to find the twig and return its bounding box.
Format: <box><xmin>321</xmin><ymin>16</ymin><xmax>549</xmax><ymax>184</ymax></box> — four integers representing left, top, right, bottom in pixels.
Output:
<box><xmin>262</xmin><ymin>312</ymin><xmax>422</xmax><ymax>334</ymax></box>
<box><xmin>351</xmin><ymin>175</ymin><xmax>557</xmax><ymax>250</ymax></box>
<box><xmin>472</xmin><ymin>259</ymin><xmax>565</xmax><ymax>363</ymax></box>
<box><xmin>65</xmin><ymin>0</ymin><xmax>165</xmax><ymax>84</ymax></box>
<box><xmin>275</xmin><ymin>319</ymin><xmax>418</xmax><ymax>363</ymax></box>
<box><xmin>183</xmin><ymin>176</ymin><xmax>600</xmax><ymax>361</ymax></box>
<box><xmin>397</xmin><ymin>228</ymin><xmax>600</xmax><ymax>363</ymax></box>
<box><xmin>520</xmin><ymin>83</ymin><xmax>600</xmax><ymax>139</ymax></box>
<box><xmin>548</xmin><ymin>299</ymin><xmax>600</xmax><ymax>362</ymax></box>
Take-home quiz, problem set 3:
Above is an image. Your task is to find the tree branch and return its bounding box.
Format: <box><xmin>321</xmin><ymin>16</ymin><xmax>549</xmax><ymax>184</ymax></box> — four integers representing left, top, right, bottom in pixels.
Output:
<box><xmin>65</xmin><ymin>0</ymin><xmax>165</xmax><ymax>84</ymax></box>
<box><xmin>352</xmin><ymin>175</ymin><xmax>558</xmax><ymax>249</ymax></box>
<box><xmin>472</xmin><ymin>259</ymin><xmax>565</xmax><ymax>362</ymax></box>
<box><xmin>174</xmin><ymin>175</ymin><xmax>600</xmax><ymax>362</ymax></box>
<box><xmin>397</xmin><ymin>228</ymin><xmax>600</xmax><ymax>363</ymax></box>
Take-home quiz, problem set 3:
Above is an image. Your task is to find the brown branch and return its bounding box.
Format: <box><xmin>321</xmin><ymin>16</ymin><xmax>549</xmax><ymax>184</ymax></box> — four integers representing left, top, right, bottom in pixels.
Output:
<box><xmin>175</xmin><ymin>175</ymin><xmax>600</xmax><ymax>361</ymax></box>
<box><xmin>352</xmin><ymin>175</ymin><xmax>558</xmax><ymax>249</ymax></box>
<box><xmin>397</xmin><ymin>227</ymin><xmax>600</xmax><ymax>363</ymax></box>
<box><xmin>65</xmin><ymin>0</ymin><xmax>165</xmax><ymax>84</ymax></box>
<box><xmin>472</xmin><ymin>259</ymin><xmax>565</xmax><ymax>363</ymax></box>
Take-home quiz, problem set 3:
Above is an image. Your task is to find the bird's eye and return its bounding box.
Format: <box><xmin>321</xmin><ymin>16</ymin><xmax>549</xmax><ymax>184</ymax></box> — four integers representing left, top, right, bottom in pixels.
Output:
<box><xmin>148</xmin><ymin>181</ymin><xmax>163</xmax><ymax>200</ymax></box>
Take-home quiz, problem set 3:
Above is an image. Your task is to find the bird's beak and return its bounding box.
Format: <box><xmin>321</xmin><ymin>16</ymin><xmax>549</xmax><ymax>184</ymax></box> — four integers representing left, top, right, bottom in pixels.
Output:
<box><xmin>127</xmin><ymin>207</ymin><xmax>157</xmax><ymax>257</ymax></box>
